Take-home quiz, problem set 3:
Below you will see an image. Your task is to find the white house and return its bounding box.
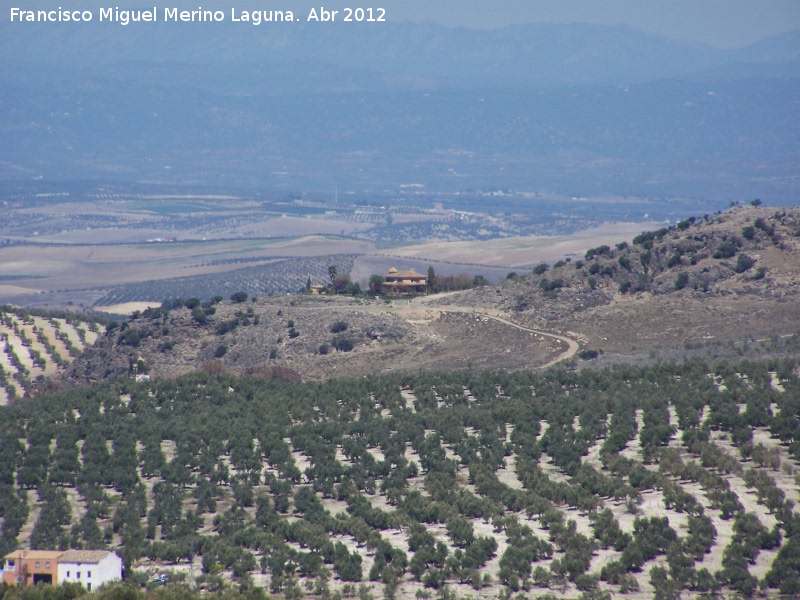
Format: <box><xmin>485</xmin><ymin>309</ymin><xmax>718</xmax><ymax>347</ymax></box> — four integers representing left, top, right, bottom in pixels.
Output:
<box><xmin>57</xmin><ymin>550</ymin><xmax>123</xmax><ymax>591</ymax></box>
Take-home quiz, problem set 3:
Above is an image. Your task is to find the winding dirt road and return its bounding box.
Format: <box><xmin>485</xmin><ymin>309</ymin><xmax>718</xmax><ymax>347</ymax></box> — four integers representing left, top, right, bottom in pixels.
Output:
<box><xmin>383</xmin><ymin>295</ymin><xmax>581</xmax><ymax>369</ymax></box>
<box><xmin>439</xmin><ymin>307</ymin><xmax>580</xmax><ymax>369</ymax></box>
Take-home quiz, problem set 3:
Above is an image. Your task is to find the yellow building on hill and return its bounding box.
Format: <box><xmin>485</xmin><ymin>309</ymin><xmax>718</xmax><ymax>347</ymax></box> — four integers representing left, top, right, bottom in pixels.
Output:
<box><xmin>381</xmin><ymin>267</ymin><xmax>427</xmax><ymax>295</ymax></box>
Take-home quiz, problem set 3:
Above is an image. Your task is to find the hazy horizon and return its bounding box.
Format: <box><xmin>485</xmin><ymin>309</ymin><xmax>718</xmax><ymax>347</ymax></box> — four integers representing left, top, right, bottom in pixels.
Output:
<box><xmin>5</xmin><ymin>0</ymin><xmax>799</xmax><ymax>47</ymax></box>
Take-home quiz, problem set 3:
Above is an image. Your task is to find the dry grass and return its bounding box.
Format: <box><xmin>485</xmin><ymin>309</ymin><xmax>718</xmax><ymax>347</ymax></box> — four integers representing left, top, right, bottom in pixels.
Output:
<box><xmin>92</xmin><ymin>302</ymin><xmax>163</xmax><ymax>316</ymax></box>
<box><xmin>0</xmin><ymin>236</ymin><xmax>374</xmax><ymax>302</ymax></box>
<box><xmin>383</xmin><ymin>221</ymin><xmax>657</xmax><ymax>267</ymax></box>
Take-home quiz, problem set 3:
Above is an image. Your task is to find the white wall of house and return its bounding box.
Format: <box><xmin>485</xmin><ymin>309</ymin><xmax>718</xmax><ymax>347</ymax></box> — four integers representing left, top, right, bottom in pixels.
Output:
<box><xmin>58</xmin><ymin>553</ymin><xmax>122</xmax><ymax>590</ymax></box>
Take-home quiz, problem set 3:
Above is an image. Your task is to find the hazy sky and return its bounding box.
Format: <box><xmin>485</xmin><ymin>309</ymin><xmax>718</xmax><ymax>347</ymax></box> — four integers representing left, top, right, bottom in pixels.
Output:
<box><xmin>387</xmin><ymin>0</ymin><xmax>800</xmax><ymax>47</ymax></box>
<box><xmin>14</xmin><ymin>0</ymin><xmax>800</xmax><ymax>48</ymax></box>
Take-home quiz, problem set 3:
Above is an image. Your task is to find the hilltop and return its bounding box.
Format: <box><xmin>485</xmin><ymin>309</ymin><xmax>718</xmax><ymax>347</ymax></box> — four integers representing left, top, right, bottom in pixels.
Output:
<box><xmin>57</xmin><ymin>205</ymin><xmax>800</xmax><ymax>385</ymax></box>
<box><xmin>2</xmin><ymin>207</ymin><xmax>800</xmax><ymax>599</ymax></box>
<box><xmin>447</xmin><ymin>205</ymin><xmax>800</xmax><ymax>364</ymax></box>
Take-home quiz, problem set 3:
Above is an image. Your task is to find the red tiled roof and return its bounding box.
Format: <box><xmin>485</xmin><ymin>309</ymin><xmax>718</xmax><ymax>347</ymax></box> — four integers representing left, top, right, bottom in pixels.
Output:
<box><xmin>385</xmin><ymin>268</ymin><xmax>426</xmax><ymax>279</ymax></box>
<box><xmin>3</xmin><ymin>551</ymin><xmax>64</xmax><ymax>561</ymax></box>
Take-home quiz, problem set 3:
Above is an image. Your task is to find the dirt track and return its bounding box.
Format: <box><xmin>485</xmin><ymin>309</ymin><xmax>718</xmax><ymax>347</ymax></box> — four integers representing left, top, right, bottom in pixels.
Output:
<box><xmin>382</xmin><ymin>295</ymin><xmax>581</xmax><ymax>370</ymax></box>
<box><xmin>439</xmin><ymin>308</ymin><xmax>580</xmax><ymax>369</ymax></box>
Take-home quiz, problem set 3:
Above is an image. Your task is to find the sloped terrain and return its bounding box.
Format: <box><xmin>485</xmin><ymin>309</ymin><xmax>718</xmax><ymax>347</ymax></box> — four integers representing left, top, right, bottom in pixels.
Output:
<box><xmin>3</xmin><ymin>206</ymin><xmax>800</xmax><ymax>599</ymax></box>
<box><xmin>443</xmin><ymin>205</ymin><xmax>800</xmax><ymax>365</ymax></box>
<box><xmin>2</xmin><ymin>361</ymin><xmax>800</xmax><ymax>598</ymax></box>
<box><xmin>0</xmin><ymin>307</ymin><xmax>106</xmax><ymax>404</ymax></box>
<box><xmin>66</xmin><ymin>296</ymin><xmax>568</xmax><ymax>385</ymax></box>
<box><xmin>63</xmin><ymin>206</ymin><xmax>800</xmax><ymax>385</ymax></box>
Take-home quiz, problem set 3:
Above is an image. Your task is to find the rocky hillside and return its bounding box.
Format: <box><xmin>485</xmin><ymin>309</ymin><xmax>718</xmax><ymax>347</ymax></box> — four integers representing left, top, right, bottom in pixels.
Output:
<box><xmin>445</xmin><ymin>205</ymin><xmax>800</xmax><ymax>361</ymax></box>
<box><xmin>60</xmin><ymin>206</ymin><xmax>800</xmax><ymax>385</ymax></box>
<box><xmin>4</xmin><ymin>207</ymin><xmax>800</xmax><ymax>600</ymax></box>
<box><xmin>66</xmin><ymin>296</ymin><xmax>415</xmax><ymax>385</ymax></box>
<box><xmin>452</xmin><ymin>205</ymin><xmax>798</xmax><ymax>312</ymax></box>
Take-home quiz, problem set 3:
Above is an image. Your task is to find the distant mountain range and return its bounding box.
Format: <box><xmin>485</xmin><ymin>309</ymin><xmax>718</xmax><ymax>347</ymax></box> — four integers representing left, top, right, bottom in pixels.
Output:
<box><xmin>3</xmin><ymin>21</ymin><xmax>800</xmax><ymax>86</ymax></box>
<box><xmin>1</xmin><ymin>21</ymin><xmax>798</xmax><ymax>199</ymax></box>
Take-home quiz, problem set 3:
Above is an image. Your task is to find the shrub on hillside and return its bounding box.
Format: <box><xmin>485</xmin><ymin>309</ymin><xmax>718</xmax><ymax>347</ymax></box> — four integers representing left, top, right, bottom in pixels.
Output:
<box><xmin>333</xmin><ymin>337</ymin><xmax>354</xmax><ymax>352</ymax></box>
<box><xmin>713</xmin><ymin>240</ymin><xmax>739</xmax><ymax>259</ymax></box>
<box><xmin>330</xmin><ymin>321</ymin><xmax>348</xmax><ymax>334</ymax></box>
<box><xmin>533</xmin><ymin>263</ymin><xmax>549</xmax><ymax>275</ymax></box>
<box><xmin>735</xmin><ymin>254</ymin><xmax>755</xmax><ymax>273</ymax></box>
<box><xmin>540</xmin><ymin>278</ymin><xmax>564</xmax><ymax>292</ymax></box>
<box><xmin>117</xmin><ymin>328</ymin><xmax>141</xmax><ymax>347</ymax></box>
<box><xmin>215</xmin><ymin>319</ymin><xmax>239</xmax><ymax>336</ymax></box>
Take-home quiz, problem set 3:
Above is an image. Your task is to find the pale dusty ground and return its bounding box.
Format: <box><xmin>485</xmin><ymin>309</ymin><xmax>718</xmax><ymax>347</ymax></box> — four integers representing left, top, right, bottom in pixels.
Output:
<box><xmin>0</xmin><ymin>236</ymin><xmax>374</xmax><ymax>298</ymax></box>
<box><xmin>2</xmin><ymin>325</ymin><xmax>36</xmax><ymax>372</ymax></box>
<box><xmin>160</xmin><ymin>440</ymin><xmax>177</xmax><ymax>462</ymax></box>
<box><xmin>0</xmin><ymin>342</ymin><xmax>21</xmax><ymax>402</ymax></box>
<box><xmin>383</xmin><ymin>221</ymin><xmax>658</xmax><ymax>267</ymax></box>
<box><xmin>582</xmin><ymin>435</ymin><xmax>606</xmax><ymax>472</ymax></box>
<box><xmin>289</xmin><ymin>446</ymin><xmax>312</xmax><ymax>476</ymax></box>
<box><xmin>0</xmin><ymin>317</ymin><xmax>47</xmax><ymax>401</ymax></box>
<box><xmin>31</xmin><ymin>317</ymin><xmax>74</xmax><ymax>361</ymax></box>
<box><xmin>368</xmin><ymin>298</ymin><xmax>582</xmax><ymax>372</ymax></box>
<box><xmin>11</xmin><ymin>369</ymin><xmax>799</xmax><ymax>598</ymax></box>
<box><xmin>0</xmin><ymin>314</ymin><xmax>102</xmax><ymax>402</ymax></box>
<box><xmin>4</xmin><ymin>317</ymin><xmax>56</xmax><ymax>377</ymax></box>
<box><xmin>52</xmin><ymin>319</ymin><xmax>86</xmax><ymax>351</ymax></box>
<box><xmin>0</xmin><ymin>284</ymin><xmax>43</xmax><ymax>297</ymax></box>
<box><xmin>619</xmin><ymin>409</ymin><xmax>645</xmax><ymax>462</ymax></box>
<box><xmin>17</xmin><ymin>489</ymin><xmax>41</xmax><ymax>549</ymax></box>
<box><xmin>184</xmin><ymin>297</ymin><xmax>578</xmax><ymax>383</ymax></box>
<box><xmin>494</xmin><ymin>454</ymin><xmax>524</xmax><ymax>490</ymax></box>
<box><xmin>94</xmin><ymin>302</ymin><xmax>163</xmax><ymax>315</ymax></box>
<box><xmin>769</xmin><ymin>372</ymin><xmax>785</xmax><ymax>392</ymax></box>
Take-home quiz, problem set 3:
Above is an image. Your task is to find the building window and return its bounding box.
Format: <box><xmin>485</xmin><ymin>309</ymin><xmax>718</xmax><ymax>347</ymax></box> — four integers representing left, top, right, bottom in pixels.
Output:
<box><xmin>67</xmin><ymin>571</ymin><xmax>70</xmax><ymax>578</ymax></box>
<box><xmin>87</xmin><ymin>571</ymin><xmax>91</xmax><ymax>578</ymax></box>
<box><xmin>45</xmin><ymin>562</ymin><xmax>51</xmax><ymax>568</ymax></box>
<box><xmin>7</xmin><ymin>560</ymin><xmax>14</xmax><ymax>569</ymax></box>
<box><xmin>76</xmin><ymin>572</ymin><xmax>80</xmax><ymax>579</ymax></box>
<box><xmin>87</xmin><ymin>584</ymin><xmax>92</xmax><ymax>591</ymax></box>
<box><xmin>35</xmin><ymin>562</ymin><xmax>41</xmax><ymax>568</ymax></box>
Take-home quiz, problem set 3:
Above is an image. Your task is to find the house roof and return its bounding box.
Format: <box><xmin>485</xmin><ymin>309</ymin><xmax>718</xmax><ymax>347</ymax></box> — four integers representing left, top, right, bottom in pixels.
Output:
<box><xmin>3</xmin><ymin>550</ymin><xmax>64</xmax><ymax>561</ymax></box>
<box><xmin>385</xmin><ymin>268</ymin><xmax>425</xmax><ymax>279</ymax></box>
<box><xmin>59</xmin><ymin>550</ymin><xmax>114</xmax><ymax>564</ymax></box>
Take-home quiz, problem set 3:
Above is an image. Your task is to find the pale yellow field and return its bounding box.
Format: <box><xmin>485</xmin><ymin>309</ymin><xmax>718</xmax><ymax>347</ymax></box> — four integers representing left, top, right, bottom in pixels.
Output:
<box><xmin>94</xmin><ymin>302</ymin><xmax>164</xmax><ymax>315</ymax></box>
<box><xmin>0</xmin><ymin>236</ymin><xmax>374</xmax><ymax>298</ymax></box>
<box><xmin>383</xmin><ymin>221</ymin><xmax>659</xmax><ymax>267</ymax></box>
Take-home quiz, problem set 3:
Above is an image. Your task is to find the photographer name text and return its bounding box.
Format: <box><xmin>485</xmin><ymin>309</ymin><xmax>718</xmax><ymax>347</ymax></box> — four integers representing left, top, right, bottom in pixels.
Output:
<box><xmin>9</xmin><ymin>6</ymin><xmax>386</xmax><ymax>25</ymax></box>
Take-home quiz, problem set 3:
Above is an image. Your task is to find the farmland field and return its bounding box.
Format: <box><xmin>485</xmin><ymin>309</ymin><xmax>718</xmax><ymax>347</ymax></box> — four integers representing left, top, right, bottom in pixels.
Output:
<box><xmin>0</xmin><ymin>179</ymin><xmax>706</xmax><ymax>310</ymax></box>
<box><xmin>0</xmin><ymin>307</ymin><xmax>105</xmax><ymax>402</ymax></box>
<box><xmin>380</xmin><ymin>222</ymin><xmax>656</xmax><ymax>268</ymax></box>
<box><xmin>2</xmin><ymin>359</ymin><xmax>800</xmax><ymax>598</ymax></box>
